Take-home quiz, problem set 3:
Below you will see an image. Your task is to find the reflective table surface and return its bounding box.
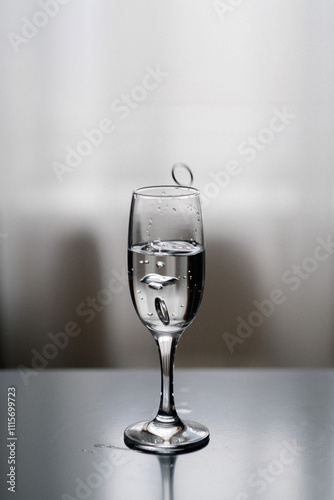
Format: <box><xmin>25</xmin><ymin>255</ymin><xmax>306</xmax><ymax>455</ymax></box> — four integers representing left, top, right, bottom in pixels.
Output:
<box><xmin>1</xmin><ymin>368</ymin><xmax>334</xmax><ymax>499</ymax></box>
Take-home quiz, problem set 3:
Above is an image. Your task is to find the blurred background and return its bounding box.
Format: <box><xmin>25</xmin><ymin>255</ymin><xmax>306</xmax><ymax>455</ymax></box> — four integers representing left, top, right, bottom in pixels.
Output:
<box><xmin>1</xmin><ymin>0</ymin><xmax>334</xmax><ymax>370</ymax></box>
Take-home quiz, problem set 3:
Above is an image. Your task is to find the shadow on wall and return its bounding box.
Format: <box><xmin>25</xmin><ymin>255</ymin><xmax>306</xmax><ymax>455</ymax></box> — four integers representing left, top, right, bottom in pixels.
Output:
<box><xmin>0</xmin><ymin>297</ymin><xmax>4</xmax><ymax>369</ymax></box>
<box><xmin>49</xmin><ymin>232</ymin><xmax>110</xmax><ymax>368</ymax></box>
<box><xmin>177</xmin><ymin>237</ymin><xmax>265</xmax><ymax>367</ymax></box>
<box><xmin>2</xmin><ymin>230</ymin><xmax>111</xmax><ymax>369</ymax></box>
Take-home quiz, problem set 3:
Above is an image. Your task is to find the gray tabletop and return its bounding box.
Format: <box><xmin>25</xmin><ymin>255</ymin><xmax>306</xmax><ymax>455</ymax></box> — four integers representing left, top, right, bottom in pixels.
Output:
<box><xmin>0</xmin><ymin>368</ymin><xmax>333</xmax><ymax>499</ymax></box>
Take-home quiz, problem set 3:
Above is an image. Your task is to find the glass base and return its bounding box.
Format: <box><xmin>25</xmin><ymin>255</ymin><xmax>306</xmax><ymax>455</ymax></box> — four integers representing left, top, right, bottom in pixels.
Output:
<box><xmin>124</xmin><ymin>419</ymin><xmax>210</xmax><ymax>454</ymax></box>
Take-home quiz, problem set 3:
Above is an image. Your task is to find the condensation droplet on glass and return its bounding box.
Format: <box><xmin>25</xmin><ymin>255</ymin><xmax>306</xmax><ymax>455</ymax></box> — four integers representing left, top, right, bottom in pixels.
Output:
<box><xmin>147</xmin><ymin>312</ymin><xmax>153</xmax><ymax>317</ymax></box>
<box><xmin>156</xmin><ymin>261</ymin><xmax>165</xmax><ymax>268</ymax></box>
<box><xmin>137</xmin><ymin>290</ymin><xmax>141</xmax><ymax>293</ymax></box>
<box><xmin>180</xmin><ymin>305</ymin><xmax>184</xmax><ymax>308</ymax></box>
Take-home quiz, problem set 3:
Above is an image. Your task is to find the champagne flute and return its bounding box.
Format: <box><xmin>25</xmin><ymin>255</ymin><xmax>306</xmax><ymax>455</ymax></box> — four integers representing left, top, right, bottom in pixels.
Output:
<box><xmin>124</xmin><ymin>185</ymin><xmax>209</xmax><ymax>454</ymax></box>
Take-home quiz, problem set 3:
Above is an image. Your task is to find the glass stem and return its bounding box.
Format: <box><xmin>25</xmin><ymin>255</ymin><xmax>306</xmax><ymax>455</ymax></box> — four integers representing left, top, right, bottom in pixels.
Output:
<box><xmin>159</xmin><ymin>456</ymin><xmax>176</xmax><ymax>500</ymax></box>
<box><xmin>154</xmin><ymin>334</ymin><xmax>182</xmax><ymax>426</ymax></box>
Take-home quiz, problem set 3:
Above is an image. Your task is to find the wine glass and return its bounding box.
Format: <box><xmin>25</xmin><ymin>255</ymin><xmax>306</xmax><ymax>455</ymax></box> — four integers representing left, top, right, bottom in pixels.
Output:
<box><xmin>124</xmin><ymin>185</ymin><xmax>209</xmax><ymax>454</ymax></box>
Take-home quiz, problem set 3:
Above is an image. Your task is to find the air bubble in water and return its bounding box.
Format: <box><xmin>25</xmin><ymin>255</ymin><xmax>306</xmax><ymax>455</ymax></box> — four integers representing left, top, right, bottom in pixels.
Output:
<box><xmin>156</xmin><ymin>261</ymin><xmax>165</xmax><ymax>268</ymax></box>
<box><xmin>146</xmin><ymin>282</ymin><xmax>163</xmax><ymax>290</ymax></box>
<box><xmin>140</xmin><ymin>273</ymin><xmax>179</xmax><ymax>290</ymax></box>
<box><xmin>147</xmin><ymin>312</ymin><xmax>153</xmax><ymax>317</ymax></box>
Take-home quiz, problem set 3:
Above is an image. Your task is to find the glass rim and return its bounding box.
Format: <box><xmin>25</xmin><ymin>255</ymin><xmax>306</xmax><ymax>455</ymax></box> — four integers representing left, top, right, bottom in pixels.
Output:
<box><xmin>133</xmin><ymin>185</ymin><xmax>200</xmax><ymax>198</ymax></box>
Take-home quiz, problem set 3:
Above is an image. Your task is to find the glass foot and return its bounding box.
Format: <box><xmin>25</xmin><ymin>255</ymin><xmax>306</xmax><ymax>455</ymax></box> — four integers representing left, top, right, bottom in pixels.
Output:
<box><xmin>124</xmin><ymin>419</ymin><xmax>209</xmax><ymax>454</ymax></box>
